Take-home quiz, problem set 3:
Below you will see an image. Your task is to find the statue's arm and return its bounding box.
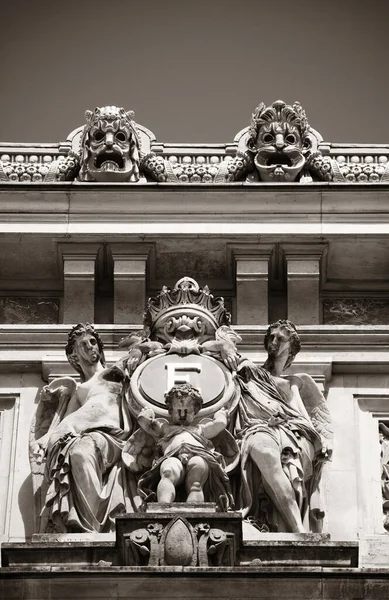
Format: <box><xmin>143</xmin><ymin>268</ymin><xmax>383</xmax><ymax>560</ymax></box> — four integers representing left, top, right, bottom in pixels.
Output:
<box><xmin>201</xmin><ymin>408</ymin><xmax>228</xmax><ymax>439</ymax></box>
<box><xmin>138</xmin><ymin>407</ymin><xmax>166</xmax><ymax>438</ymax></box>
<box><xmin>288</xmin><ymin>378</ymin><xmax>314</xmax><ymax>423</ymax></box>
<box><xmin>30</xmin><ymin>377</ymin><xmax>78</xmax><ymax>458</ymax></box>
<box><xmin>38</xmin><ymin>390</ymin><xmax>82</xmax><ymax>451</ymax></box>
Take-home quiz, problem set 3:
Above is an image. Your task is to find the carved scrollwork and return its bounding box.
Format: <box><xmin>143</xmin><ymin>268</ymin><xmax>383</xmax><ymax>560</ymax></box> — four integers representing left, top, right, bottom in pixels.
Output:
<box><xmin>124</xmin><ymin>518</ymin><xmax>234</xmax><ymax>566</ymax></box>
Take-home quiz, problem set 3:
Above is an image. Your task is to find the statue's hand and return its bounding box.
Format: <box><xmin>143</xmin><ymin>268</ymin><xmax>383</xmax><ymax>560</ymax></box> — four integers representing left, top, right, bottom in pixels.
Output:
<box><xmin>221</xmin><ymin>348</ymin><xmax>239</xmax><ymax>372</ymax></box>
<box><xmin>126</xmin><ymin>348</ymin><xmax>143</xmax><ymax>373</ymax></box>
<box><xmin>47</xmin><ymin>427</ymin><xmax>76</xmax><ymax>452</ymax></box>
<box><xmin>31</xmin><ymin>433</ymin><xmax>50</xmax><ymax>463</ymax></box>
<box><xmin>138</xmin><ymin>407</ymin><xmax>155</xmax><ymax>421</ymax></box>
<box><xmin>40</xmin><ymin>385</ymin><xmax>56</xmax><ymax>403</ymax></box>
<box><xmin>317</xmin><ymin>445</ymin><xmax>333</xmax><ymax>462</ymax></box>
<box><xmin>214</xmin><ymin>406</ymin><xmax>228</xmax><ymax>424</ymax></box>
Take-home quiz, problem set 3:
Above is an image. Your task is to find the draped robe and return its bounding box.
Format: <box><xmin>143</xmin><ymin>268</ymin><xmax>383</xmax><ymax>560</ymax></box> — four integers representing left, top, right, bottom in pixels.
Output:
<box><xmin>234</xmin><ymin>360</ymin><xmax>324</xmax><ymax>531</ymax></box>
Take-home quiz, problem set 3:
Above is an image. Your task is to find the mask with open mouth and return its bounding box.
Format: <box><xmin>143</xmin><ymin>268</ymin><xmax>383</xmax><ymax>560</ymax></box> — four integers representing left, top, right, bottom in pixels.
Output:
<box><xmin>78</xmin><ymin>106</ymin><xmax>143</xmax><ymax>182</ymax></box>
<box><xmin>248</xmin><ymin>100</ymin><xmax>309</xmax><ymax>182</ymax></box>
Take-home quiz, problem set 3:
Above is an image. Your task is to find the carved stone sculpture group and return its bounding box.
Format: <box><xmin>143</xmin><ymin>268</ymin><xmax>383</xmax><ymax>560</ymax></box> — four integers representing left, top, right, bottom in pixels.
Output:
<box><xmin>30</xmin><ymin>278</ymin><xmax>333</xmax><ymax>535</ymax></box>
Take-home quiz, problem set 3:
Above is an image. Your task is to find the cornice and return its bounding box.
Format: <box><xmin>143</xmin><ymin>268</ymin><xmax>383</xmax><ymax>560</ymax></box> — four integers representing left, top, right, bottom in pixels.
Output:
<box><xmin>1</xmin><ymin>185</ymin><xmax>389</xmax><ymax>235</ymax></box>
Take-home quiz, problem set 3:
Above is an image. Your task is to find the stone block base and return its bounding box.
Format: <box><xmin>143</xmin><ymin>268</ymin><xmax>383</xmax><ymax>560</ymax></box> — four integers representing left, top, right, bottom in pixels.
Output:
<box><xmin>116</xmin><ymin>507</ymin><xmax>242</xmax><ymax>567</ymax></box>
<box><xmin>1</xmin><ymin>568</ymin><xmax>389</xmax><ymax>600</ymax></box>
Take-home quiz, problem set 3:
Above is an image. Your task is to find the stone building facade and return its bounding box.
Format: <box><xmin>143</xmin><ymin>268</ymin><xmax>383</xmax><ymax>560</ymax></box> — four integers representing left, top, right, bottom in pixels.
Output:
<box><xmin>1</xmin><ymin>101</ymin><xmax>389</xmax><ymax>597</ymax></box>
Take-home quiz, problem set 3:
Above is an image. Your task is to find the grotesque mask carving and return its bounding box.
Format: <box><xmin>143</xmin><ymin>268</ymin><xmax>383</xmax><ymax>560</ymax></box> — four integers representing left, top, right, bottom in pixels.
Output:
<box><xmin>79</xmin><ymin>106</ymin><xmax>143</xmax><ymax>182</ymax></box>
<box><xmin>248</xmin><ymin>100</ymin><xmax>309</xmax><ymax>182</ymax></box>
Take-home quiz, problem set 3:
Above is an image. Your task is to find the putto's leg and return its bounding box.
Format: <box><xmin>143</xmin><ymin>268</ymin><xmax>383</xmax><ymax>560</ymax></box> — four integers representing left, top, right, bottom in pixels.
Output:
<box><xmin>157</xmin><ymin>457</ymin><xmax>184</xmax><ymax>503</ymax></box>
<box><xmin>186</xmin><ymin>456</ymin><xmax>209</xmax><ymax>503</ymax></box>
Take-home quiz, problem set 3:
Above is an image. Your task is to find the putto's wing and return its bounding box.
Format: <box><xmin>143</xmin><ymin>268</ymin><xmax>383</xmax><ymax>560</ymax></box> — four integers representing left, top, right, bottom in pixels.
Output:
<box><xmin>122</xmin><ymin>428</ymin><xmax>157</xmax><ymax>473</ymax></box>
<box><xmin>290</xmin><ymin>372</ymin><xmax>333</xmax><ymax>454</ymax></box>
<box><xmin>29</xmin><ymin>376</ymin><xmax>78</xmax><ymax>532</ymax></box>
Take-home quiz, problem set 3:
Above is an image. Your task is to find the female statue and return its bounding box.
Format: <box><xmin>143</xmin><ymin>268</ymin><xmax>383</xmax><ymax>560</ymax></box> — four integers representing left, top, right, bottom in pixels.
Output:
<box><xmin>233</xmin><ymin>320</ymin><xmax>332</xmax><ymax>533</ymax></box>
<box><xmin>30</xmin><ymin>323</ymin><xmax>138</xmax><ymax>533</ymax></box>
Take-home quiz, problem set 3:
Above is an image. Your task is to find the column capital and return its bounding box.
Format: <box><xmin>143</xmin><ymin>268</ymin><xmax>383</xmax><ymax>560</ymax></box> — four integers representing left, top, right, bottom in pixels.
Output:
<box><xmin>229</xmin><ymin>243</ymin><xmax>274</xmax><ymax>259</ymax></box>
<box><xmin>110</xmin><ymin>243</ymin><xmax>153</xmax><ymax>260</ymax></box>
<box><xmin>58</xmin><ymin>242</ymin><xmax>101</xmax><ymax>262</ymax></box>
<box><xmin>281</xmin><ymin>242</ymin><xmax>327</xmax><ymax>261</ymax></box>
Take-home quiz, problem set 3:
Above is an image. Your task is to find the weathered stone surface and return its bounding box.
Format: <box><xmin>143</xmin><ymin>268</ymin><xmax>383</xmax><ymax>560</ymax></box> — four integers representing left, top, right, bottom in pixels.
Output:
<box><xmin>240</xmin><ymin>539</ymin><xmax>358</xmax><ymax>567</ymax></box>
<box><xmin>324</xmin><ymin>299</ymin><xmax>389</xmax><ymax>325</ymax></box>
<box><xmin>2</xmin><ymin>570</ymin><xmax>389</xmax><ymax>600</ymax></box>
<box><xmin>1</xmin><ymin>541</ymin><xmax>116</xmax><ymax>568</ymax></box>
<box><xmin>0</xmin><ymin>298</ymin><xmax>59</xmax><ymax>324</ymax></box>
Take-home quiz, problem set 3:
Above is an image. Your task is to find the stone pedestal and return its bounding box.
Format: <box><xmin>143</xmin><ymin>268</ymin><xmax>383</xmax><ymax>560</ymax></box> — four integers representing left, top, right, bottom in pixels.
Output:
<box><xmin>111</xmin><ymin>244</ymin><xmax>149</xmax><ymax>324</ymax></box>
<box><xmin>116</xmin><ymin>504</ymin><xmax>242</xmax><ymax>567</ymax></box>
<box><xmin>282</xmin><ymin>244</ymin><xmax>326</xmax><ymax>325</ymax></box>
<box><xmin>59</xmin><ymin>243</ymin><xmax>100</xmax><ymax>323</ymax></box>
<box><xmin>233</xmin><ymin>245</ymin><xmax>273</xmax><ymax>325</ymax></box>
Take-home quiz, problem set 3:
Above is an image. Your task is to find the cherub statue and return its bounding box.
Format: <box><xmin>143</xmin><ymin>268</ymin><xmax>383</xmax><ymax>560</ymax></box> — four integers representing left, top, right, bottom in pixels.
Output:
<box><xmin>132</xmin><ymin>383</ymin><xmax>235</xmax><ymax>509</ymax></box>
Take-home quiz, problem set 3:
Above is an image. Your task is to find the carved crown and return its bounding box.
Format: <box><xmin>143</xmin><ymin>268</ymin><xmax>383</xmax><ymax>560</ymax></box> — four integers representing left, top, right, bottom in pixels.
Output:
<box><xmin>144</xmin><ymin>277</ymin><xmax>231</xmax><ymax>344</ymax></box>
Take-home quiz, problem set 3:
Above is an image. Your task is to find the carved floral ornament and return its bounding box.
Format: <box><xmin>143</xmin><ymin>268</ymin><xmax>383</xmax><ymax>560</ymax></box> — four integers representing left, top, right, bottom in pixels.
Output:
<box><xmin>1</xmin><ymin>100</ymin><xmax>389</xmax><ymax>183</ymax></box>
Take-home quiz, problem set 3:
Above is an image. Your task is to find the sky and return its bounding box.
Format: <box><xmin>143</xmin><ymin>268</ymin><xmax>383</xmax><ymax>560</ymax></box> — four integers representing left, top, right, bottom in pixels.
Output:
<box><xmin>0</xmin><ymin>0</ymin><xmax>388</xmax><ymax>145</ymax></box>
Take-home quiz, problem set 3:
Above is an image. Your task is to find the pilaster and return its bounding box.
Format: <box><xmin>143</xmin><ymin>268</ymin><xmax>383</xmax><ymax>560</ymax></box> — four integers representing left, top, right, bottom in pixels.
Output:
<box><xmin>282</xmin><ymin>243</ymin><xmax>326</xmax><ymax>325</ymax></box>
<box><xmin>232</xmin><ymin>244</ymin><xmax>274</xmax><ymax>325</ymax></box>
<box><xmin>59</xmin><ymin>243</ymin><xmax>100</xmax><ymax>324</ymax></box>
<box><xmin>110</xmin><ymin>244</ymin><xmax>150</xmax><ymax>324</ymax></box>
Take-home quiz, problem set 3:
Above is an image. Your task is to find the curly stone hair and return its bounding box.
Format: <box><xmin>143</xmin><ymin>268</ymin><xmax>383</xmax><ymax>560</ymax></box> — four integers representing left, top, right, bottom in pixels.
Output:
<box><xmin>264</xmin><ymin>319</ymin><xmax>301</xmax><ymax>371</ymax></box>
<box><xmin>65</xmin><ymin>323</ymin><xmax>106</xmax><ymax>381</ymax></box>
<box><xmin>164</xmin><ymin>383</ymin><xmax>203</xmax><ymax>415</ymax></box>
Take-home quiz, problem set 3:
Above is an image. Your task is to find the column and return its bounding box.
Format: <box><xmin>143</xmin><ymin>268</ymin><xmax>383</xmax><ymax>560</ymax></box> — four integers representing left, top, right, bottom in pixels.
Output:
<box><xmin>59</xmin><ymin>243</ymin><xmax>100</xmax><ymax>324</ymax></box>
<box><xmin>233</xmin><ymin>244</ymin><xmax>273</xmax><ymax>325</ymax></box>
<box><xmin>282</xmin><ymin>243</ymin><xmax>326</xmax><ymax>325</ymax></box>
<box><xmin>110</xmin><ymin>244</ymin><xmax>150</xmax><ymax>324</ymax></box>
